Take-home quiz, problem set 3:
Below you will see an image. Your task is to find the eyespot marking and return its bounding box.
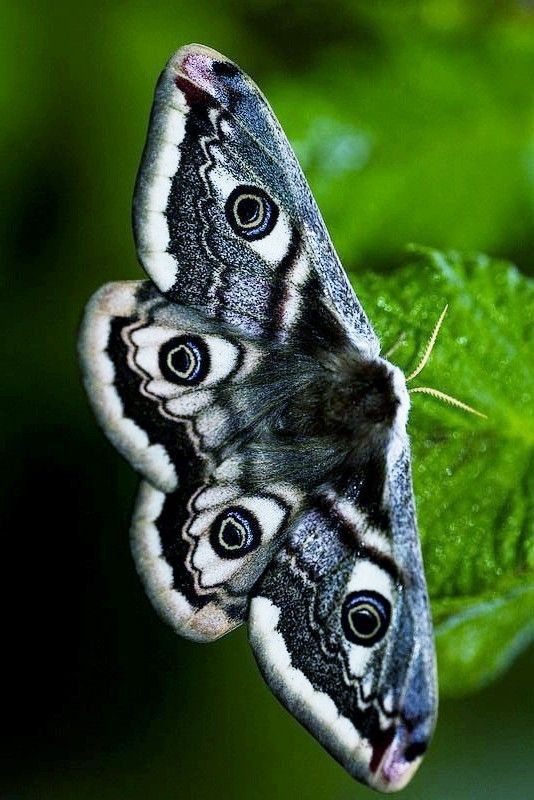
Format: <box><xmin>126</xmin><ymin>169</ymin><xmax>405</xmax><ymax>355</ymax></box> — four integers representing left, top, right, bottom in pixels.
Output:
<box><xmin>158</xmin><ymin>336</ymin><xmax>210</xmax><ymax>385</ymax></box>
<box><xmin>341</xmin><ymin>591</ymin><xmax>391</xmax><ymax>647</ymax></box>
<box><xmin>225</xmin><ymin>185</ymin><xmax>279</xmax><ymax>241</ymax></box>
<box><xmin>209</xmin><ymin>506</ymin><xmax>261</xmax><ymax>559</ymax></box>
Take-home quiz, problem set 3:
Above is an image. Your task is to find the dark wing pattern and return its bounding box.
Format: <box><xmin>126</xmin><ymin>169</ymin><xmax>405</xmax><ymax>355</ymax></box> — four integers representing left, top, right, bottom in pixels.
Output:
<box><xmin>133</xmin><ymin>43</ymin><xmax>378</xmax><ymax>353</ymax></box>
<box><xmin>79</xmin><ymin>44</ymin><xmax>437</xmax><ymax>792</ymax></box>
<box><xmin>249</xmin><ymin>446</ymin><xmax>437</xmax><ymax>791</ymax></box>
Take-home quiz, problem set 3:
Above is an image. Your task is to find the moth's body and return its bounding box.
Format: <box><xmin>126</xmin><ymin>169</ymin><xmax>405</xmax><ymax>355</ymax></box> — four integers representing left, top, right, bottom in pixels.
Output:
<box><xmin>283</xmin><ymin>348</ymin><xmax>407</xmax><ymax>453</ymax></box>
<box><xmin>79</xmin><ymin>44</ymin><xmax>437</xmax><ymax>792</ymax></box>
<box><xmin>243</xmin><ymin>349</ymin><xmax>409</xmax><ymax>499</ymax></box>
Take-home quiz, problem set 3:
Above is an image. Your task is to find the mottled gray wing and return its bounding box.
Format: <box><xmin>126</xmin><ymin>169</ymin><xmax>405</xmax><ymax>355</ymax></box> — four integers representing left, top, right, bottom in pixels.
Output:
<box><xmin>133</xmin><ymin>44</ymin><xmax>378</xmax><ymax>354</ymax></box>
<box><xmin>249</xmin><ymin>445</ymin><xmax>437</xmax><ymax>793</ymax></box>
<box><xmin>79</xmin><ymin>280</ymin><xmax>303</xmax><ymax>639</ymax></box>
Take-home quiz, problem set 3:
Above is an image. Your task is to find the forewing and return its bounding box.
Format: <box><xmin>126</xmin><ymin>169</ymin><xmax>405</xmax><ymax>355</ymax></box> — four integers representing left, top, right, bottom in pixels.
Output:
<box><xmin>133</xmin><ymin>44</ymin><xmax>378</xmax><ymax>352</ymax></box>
<box><xmin>249</xmin><ymin>443</ymin><xmax>437</xmax><ymax>792</ymax></box>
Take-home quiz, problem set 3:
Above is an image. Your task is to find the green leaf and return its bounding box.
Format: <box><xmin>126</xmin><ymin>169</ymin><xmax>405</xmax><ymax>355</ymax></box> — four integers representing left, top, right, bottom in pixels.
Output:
<box><xmin>353</xmin><ymin>248</ymin><xmax>533</xmax><ymax>695</ymax></box>
<box><xmin>269</xmin><ymin>13</ymin><xmax>534</xmax><ymax>273</ymax></box>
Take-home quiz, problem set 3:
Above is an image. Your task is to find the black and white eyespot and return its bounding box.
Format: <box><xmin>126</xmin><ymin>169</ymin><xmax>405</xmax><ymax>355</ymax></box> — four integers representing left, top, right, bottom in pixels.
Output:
<box><xmin>225</xmin><ymin>185</ymin><xmax>279</xmax><ymax>241</ymax></box>
<box><xmin>209</xmin><ymin>506</ymin><xmax>261</xmax><ymax>559</ymax></box>
<box><xmin>158</xmin><ymin>335</ymin><xmax>210</xmax><ymax>385</ymax></box>
<box><xmin>131</xmin><ymin>327</ymin><xmax>244</xmax><ymax>397</ymax></box>
<box><xmin>341</xmin><ymin>591</ymin><xmax>391</xmax><ymax>647</ymax></box>
<box><xmin>188</xmin><ymin>494</ymin><xmax>288</xmax><ymax>591</ymax></box>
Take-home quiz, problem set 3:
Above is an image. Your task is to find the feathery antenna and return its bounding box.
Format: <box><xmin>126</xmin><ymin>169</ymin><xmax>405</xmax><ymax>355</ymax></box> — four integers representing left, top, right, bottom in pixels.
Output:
<box><xmin>406</xmin><ymin>304</ymin><xmax>448</xmax><ymax>382</ymax></box>
<box><xmin>404</xmin><ymin>304</ymin><xmax>487</xmax><ymax>419</ymax></box>
<box><xmin>409</xmin><ymin>386</ymin><xmax>487</xmax><ymax>418</ymax></box>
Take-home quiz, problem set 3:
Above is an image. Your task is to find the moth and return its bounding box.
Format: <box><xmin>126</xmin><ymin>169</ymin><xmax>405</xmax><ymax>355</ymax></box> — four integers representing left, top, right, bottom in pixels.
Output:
<box><xmin>79</xmin><ymin>44</ymin><xmax>438</xmax><ymax>792</ymax></box>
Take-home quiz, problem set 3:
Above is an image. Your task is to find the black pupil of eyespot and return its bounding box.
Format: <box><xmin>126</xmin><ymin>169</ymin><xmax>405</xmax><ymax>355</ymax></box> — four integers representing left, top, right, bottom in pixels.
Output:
<box><xmin>220</xmin><ymin>518</ymin><xmax>245</xmax><ymax>549</ymax></box>
<box><xmin>350</xmin><ymin>606</ymin><xmax>379</xmax><ymax>637</ymax></box>
<box><xmin>169</xmin><ymin>345</ymin><xmax>193</xmax><ymax>376</ymax></box>
<box><xmin>236</xmin><ymin>196</ymin><xmax>262</xmax><ymax>226</ymax></box>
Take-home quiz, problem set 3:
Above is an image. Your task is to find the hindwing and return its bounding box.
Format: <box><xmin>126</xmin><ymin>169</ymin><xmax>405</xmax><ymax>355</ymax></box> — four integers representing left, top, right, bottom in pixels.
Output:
<box><xmin>79</xmin><ymin>280</ymin><xmax>303</xmax><ymax>638</ymax></box>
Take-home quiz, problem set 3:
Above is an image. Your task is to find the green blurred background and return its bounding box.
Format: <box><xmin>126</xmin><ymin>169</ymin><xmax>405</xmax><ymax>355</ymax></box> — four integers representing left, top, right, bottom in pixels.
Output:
<box><xmin>2</xmin><ymin>1</ymin><xmax>533</xmax><ymax>798</ymax></box>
